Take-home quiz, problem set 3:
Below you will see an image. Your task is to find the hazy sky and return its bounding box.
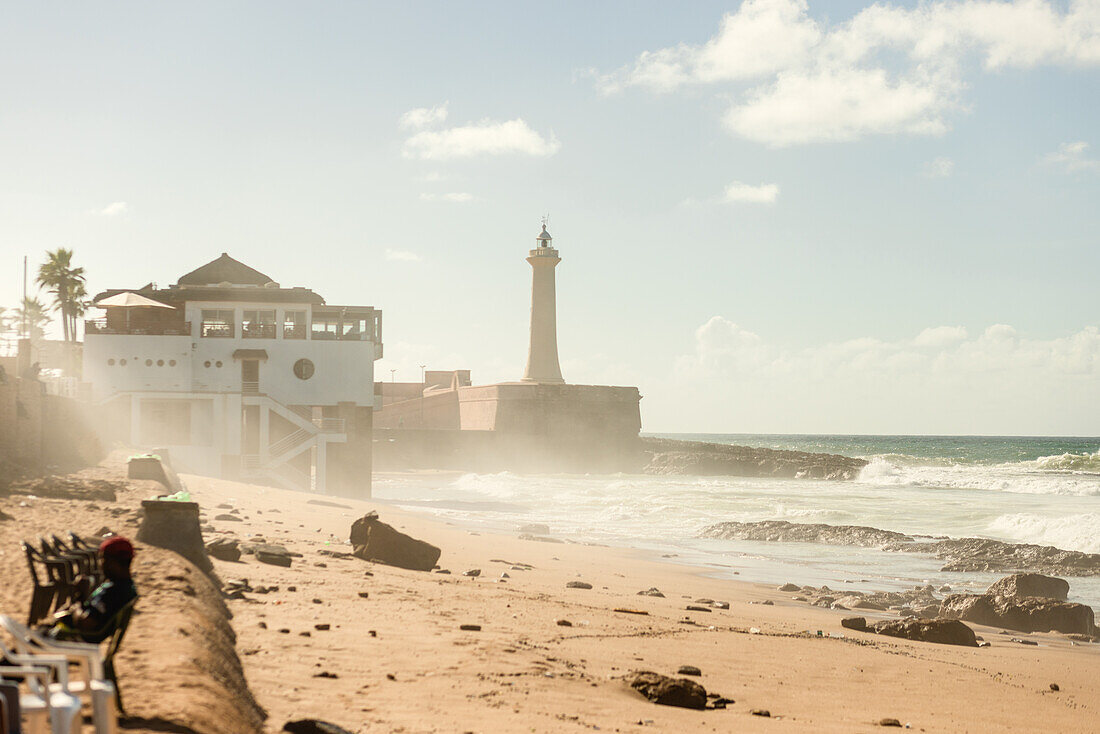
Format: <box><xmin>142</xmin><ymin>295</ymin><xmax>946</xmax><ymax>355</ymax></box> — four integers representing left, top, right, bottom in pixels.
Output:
<box><xmin>1</xmin><ymin>1</ymin><xmax>1097</xmax><ymax>435</ymax></box>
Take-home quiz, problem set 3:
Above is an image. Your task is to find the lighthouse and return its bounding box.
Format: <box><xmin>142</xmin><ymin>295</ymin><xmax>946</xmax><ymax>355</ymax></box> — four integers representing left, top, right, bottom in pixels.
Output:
<box><xmin>522</xmin><ymin>222</ymin><xmax>565</xmax><ymax>384</ymax></box>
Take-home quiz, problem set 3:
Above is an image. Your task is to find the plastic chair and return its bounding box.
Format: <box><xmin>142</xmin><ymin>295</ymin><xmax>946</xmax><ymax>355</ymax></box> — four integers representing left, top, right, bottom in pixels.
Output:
<box><xmin>21</xmin><ymin>545</ymin><xmax>58</xmax><ymax>627</ymax></box>
<box><xmin>0</xmin><ymin>647</ymin><xmax>80</xmax><ymax>734</ymax></box>
<box><xmin>0</xmin><ymin>617</ymin><xmax>118</xmax><ymax>734</ymax></box>
<box><xmin>0</xmin><ymin>679</ymin><xmax>20</xmax><ymax>734</ymax></box>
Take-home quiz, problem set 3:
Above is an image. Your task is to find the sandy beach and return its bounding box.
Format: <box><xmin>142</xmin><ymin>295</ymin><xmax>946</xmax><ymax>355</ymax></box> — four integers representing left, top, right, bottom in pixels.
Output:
<box><xmin>4</xmin><ymin>459</ymin><xmax>1100</xmax><ymax>733</ymax></box>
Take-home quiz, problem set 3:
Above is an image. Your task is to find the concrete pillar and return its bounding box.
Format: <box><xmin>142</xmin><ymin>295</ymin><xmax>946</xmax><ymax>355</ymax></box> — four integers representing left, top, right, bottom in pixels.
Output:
<box><xmin>130</xmin><ymin>395</ymin><xmax>142</xmax><ymax>446</ymax></box>
<box><xmin>259</xmin><ymin>403</ymin><xmax>270</xmax><ymax>461</ymax></box>
<box><xmin>316</xmin><ymin>440</ymin><xmax>327</xmax><ymax>494</ymax></box>
<box><xmin>522</xmin><ymin>224</ymin><xmax>564</xmax><ymax>384</ymax></box>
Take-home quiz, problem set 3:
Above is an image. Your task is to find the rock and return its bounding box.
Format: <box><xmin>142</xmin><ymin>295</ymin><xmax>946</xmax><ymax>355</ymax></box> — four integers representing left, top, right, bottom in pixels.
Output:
<box><xmin>625</xmin><ymin>671</ymin><xmax>707</xmax><ymax>710</ymax></box>
<box><xmin>836</xmin><ymin>596</ymin><xmax>886</xmax><ymax>611</ymax></box>
<box><xmin>841</xmin><ymin>617</ymin><xmax>868</xmax><ymax>632</ymax></box>
<box><xmin>459</xmin><ymin>624</ymin><xmax>481</xmax><ymax>631</ymax></box>
<box><xmin>986</xmin><ymin>573</ymin><xmax>1070</xmax><ymax>601</ymax></box>
<box><xmin>282</xmin><ymin>720</ymin><xmax>355</xmax><ymax>734</ymax></box>
<box><xmin>349</xmin><ymin>511</ymin><xmax>441</xmax><ymax>572</ymax></box>
<box><xmin>556</xmin><ymin>619</ymin><xmax>572</xmax><ymax>627</ymax></box>
<box><xmin>253</xmin><ymin>544</ymin><xmax>294</xmax><ymax>568</ymax></box>
<box><xmin>566</xmin><ymin>581</ymin><xmax>593</xmax><ymax>589</ymax></box>
<box><xmin>518</xmin><ymin>533</ymin><xmax>564</xmax><ymax>544</ymax></box>
<box><xmin>677</xmin><ymin>665</ymin><xmax>702</xmax><ymax>676</ymax></box>
<box><xmin>205</xmin><ymin>537</ymin><xmax>242</xmax><ymax>562</ymax></box>
<box><xmin>314</xmin><ymin>624</ymin><xmax>330</xmax><ymax>631</ymax></box>
<box><xmin>306</xmin><ymin>499</ymin><xmax>353</xmax><ymax>509</ymax></box>
<box><xmin>642</xmin><ymin>437</ymin><xmax>867</xmax><ymax>480</ymax></box>
<box><xmin>685</xmin><ymin>605</ymin><xmax>712</xmax><ymax>613</ymax></box>
<box><xmin>751</xmin><ymin>709</ymin><xmax>771</xmax><ymax>717</ymax></box>
<box><xmin>313</xmin><ymin>672</ymin><xmax>338</xmax><ymax>679</ymax></box>
<box><xmin>702</xmin><ymin>520</ymin><xmax>906</xmax><ymax>548</ymax></box>
<box><xmin>871</xmin><ymin>618</ymin><xmax>978</xmax><ymax>647</ymax></box>
<box><xmin>518</xmin><ymin>523</ymin><xmax>551</xmax><ymax>535</ymax></box>
<box><xmin>214</xmin><ymin>513</ymin><xmax>244</xmax><ymax>522</ymax></box>
<box><xmin>1050</xmin><ymin>682</ymin><xmax>1060</xmax><ymax>691</ymax></box>
<box><xmin>916</xmin><ymin>604</ymin><xmax>941</xmax><ymax>618</ymax></box>
<box><xmin>358</xmin><ymin>592</ymin><xmax>369</xmax><ymax>599</ymax></box>
<box><xmin>1012</xmin><ymin>637</ymin><xmax>1039</xmax><ymax>646</ymax></box>
<box><xmin>779</xmin><ymin>583</ymin><xmax>801</xmax><ymax>592</ymax></box>
<box><xmin>462</xmin><ymin>569</ymin><xmax>481</xmax><ymax>577</ymax></box>
<box><xmin>637</xmin><ymin>587</ymin><xmax>665</xmax><ymax>597</ymax></box>
<box><xmin>939</xmin><ymin>594</ymin><xmax>1095</xmax><ymax>635</ymax></box>
<box><xmin>878</xmin><ymin>718</ymin><xmax>902</xmax><ymax>727</ymax></box>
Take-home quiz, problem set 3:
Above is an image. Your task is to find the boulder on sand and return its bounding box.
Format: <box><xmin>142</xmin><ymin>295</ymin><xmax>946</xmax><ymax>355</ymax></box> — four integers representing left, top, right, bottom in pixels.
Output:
<box><xmin>986</xmin><ymin>573</ymin><xmax>1070</xmax><ymax>601</ymax></box>
<box><xmin>205</xmin><ymin>537</ymin><xmax>242</xmax><ymax>562</ymax></box>
<box><xmin>349</xmin><ymin>512</ymin><xmax>441</xmax><ymax>572</ymax></box>
<box><xmin>939</xmin><ymin>593</ymin><xmax>1094</xmax><ymax>635</ymax></box>
<box><xmin>870</xmin><ymin>618</ymin><xmax>978</xmax><ymax>647</ymax></box>
<box><xmin>283</xmin><ymin>721</ymin><xmax>354</xmax><ymax>734</ymax></box>
<box><xmin>625</xmin><ymin>671</ymin><xmax>707</xmax><ymax>710</ymax></box>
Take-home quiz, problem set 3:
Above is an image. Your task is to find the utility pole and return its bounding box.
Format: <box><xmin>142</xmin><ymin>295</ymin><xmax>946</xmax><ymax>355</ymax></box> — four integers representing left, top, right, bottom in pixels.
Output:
<box><xmin>22</xmin><ymin>255</ymin><xmax>27</xmax><ymax>338</ymax></box>
<box><xmin>419</xmin><ymin>364</ymin><xmax>426</xmax><ymax>427</ymax></box>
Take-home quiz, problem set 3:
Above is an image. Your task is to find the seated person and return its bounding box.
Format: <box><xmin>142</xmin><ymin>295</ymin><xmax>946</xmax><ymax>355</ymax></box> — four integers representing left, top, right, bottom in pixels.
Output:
<box><xmin>49</xmin><ymin>536</ymin><xmax>138</xmax><ymax>643</ymax></box>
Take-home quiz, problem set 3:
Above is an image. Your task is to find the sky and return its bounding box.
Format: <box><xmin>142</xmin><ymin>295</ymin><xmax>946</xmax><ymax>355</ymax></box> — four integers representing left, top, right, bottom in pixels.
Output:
<box><xmin>0</xmin><ymin>0</ymin><xmax>1097</xmax><ymax>435</ymax></box>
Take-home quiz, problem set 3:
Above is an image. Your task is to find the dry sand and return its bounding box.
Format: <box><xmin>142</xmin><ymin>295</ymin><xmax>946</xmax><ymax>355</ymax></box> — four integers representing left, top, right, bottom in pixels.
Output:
<box><xmin>4</xmin><ymin>460</ymin><xmax>1100</xmax><ymax>733</ymax></box>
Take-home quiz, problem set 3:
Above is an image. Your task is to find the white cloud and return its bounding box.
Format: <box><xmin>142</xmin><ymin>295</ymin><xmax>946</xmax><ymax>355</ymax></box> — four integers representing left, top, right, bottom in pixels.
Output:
<box><xmin>666</xmin><ymin>316</ymin><xmax>1100</xmax><ymax>433</ymax></box>
<box><xmin>600</xmin><ymin>0</ymin><xmax>1100</xmax><ymax>146</ymax></box>
<box><xmin>722</xmin><ymin>181</ymin><xmax>780</xmax><ymax>204</ymax></box>
<box><xmin>384</xmin><ymin>248</ymin><xmax>423</xmax><ymax>262</ymax></box>
<box><xmin>419</xmin><ymin>192</ymin><xmax>475</xmax><ymax>203</ymax></box>
<box><xmin>1043</xmin><ymin>141</ymin><xmax>1100</xmax><ymax>172</ymax></box>
<box><xmin>95</xmin><ymin>201</ymin><xmax>129</xmax><ymax>216</ymax></box>
<box><xmin>403</xmin><ymin>119</ymin><xmax>560</xmax><ymax>160</ymax></box>
<box><xmin>923</xmin><ymin>156</ymin><xmax>955</xmax><ymax>178</ymax></box>
<box><xmin>418</xmin><ymin>171</ymin><xmax>446</xmax><ymax>183</ymax></box>
<box><xmin>399</xmin><ymin>103</ymin><xmax>448</xmax><ymax>130</ymax></box>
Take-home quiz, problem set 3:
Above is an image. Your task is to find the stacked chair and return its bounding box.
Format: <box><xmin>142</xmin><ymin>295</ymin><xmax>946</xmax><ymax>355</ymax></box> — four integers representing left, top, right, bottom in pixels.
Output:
<box><xmin>2</xmin><ymin>533</ymin><xmax>133</xmax><ymax>734</ymax></box>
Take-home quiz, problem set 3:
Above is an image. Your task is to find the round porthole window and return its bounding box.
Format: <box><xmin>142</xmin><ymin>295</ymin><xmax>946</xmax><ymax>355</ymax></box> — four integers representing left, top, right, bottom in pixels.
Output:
<box><xmin>215</xmin><ymin>360</ymin><xmax>223</xmax><ymax>368</ymax></box>
<box><xmin>293</xmin><ymin>358</ymin><xmax>315</xmax><ymax>380</ymax></box>
<box><xmin>107</xmin><ymin>358</ymin><xmax>115</xmax><ymax>366</ymax></box>
<box><xmin>157</xmin><ymin>359</ymin><xmax>164</xmax><ymax>367</ymax></box>
<box><xmin>145</xmin><ymin>359</ymin><xmax>153</xmax><ymax>367</ymax></box>
<box><xmin>169</xmin><ymin>359</ymin><xmax>177</xmax><ymax>367</ymax></box>
<box><xmin>120</xmin><ymin>359</ymin><xmax>127</xmax><ymax>366</ymax></box>
<box><xmin>204</xmin><ymin>360</ymin><xmax>211</xmax><ymax>368</ymax></box>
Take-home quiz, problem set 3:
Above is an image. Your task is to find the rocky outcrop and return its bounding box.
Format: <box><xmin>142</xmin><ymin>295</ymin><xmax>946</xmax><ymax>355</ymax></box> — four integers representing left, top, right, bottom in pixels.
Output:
<box><xmin>349</xmin><ymin>511</ymin><xmax>441</xmax><ymax>572</ymax></box>
<box><xmin>870</xmin><ymin>618</ymin><xmax>979</xmax><ymax>647</ymax></box>
<box><xmin>642</xmin><ymin>438</ymin><xmax>866</xmax><ymax>480</ymax></box>
<box><xmin>702</xmin><ymin>520</ymin><xmax>909</xmax><ymax>547</ymax></box>
<box><xmin>986</xmin><ymin>573</ymin><xmax>1070</xmax><ymax>601</ymax></box>
<box><xmin>939</xmin><ymin>594</ymin><xmax>1095</xmax><ymax>635</ymax></box>
<box><xmin>624</xmin><ymin>671</ymin><xmax>707</xmax><ymax>710</ymax></box>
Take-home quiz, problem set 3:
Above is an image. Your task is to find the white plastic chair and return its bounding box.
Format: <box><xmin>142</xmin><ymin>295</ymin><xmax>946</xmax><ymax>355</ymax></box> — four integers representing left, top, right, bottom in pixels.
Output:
<box><xmin>0</xmin><ymin>653</ymin><xmax>81</xmax><ymax>734</ymax></box>
<box><xmin>0</xmin><ymin>616</ymin><xmax>117</xmax><ymax>734</ymax></box>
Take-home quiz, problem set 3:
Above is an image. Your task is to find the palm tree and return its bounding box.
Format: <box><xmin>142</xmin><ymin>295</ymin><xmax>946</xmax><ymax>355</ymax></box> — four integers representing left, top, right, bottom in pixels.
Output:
<box><xmin>14</xmin><ymin>297</ymin><xmax>51</xmax><ymax>343</ymax></box>
<box><xmin>36</xmin><ymin>248</ymin><xmax>86</xmax><ymax>343</ymax></box>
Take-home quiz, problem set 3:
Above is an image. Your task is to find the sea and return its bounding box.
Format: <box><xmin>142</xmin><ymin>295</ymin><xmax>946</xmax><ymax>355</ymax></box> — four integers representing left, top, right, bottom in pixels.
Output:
<box><xmin>373</xmin><ymin>434</ymin><xmax>1100</xmax><ymax>611</ymax></box>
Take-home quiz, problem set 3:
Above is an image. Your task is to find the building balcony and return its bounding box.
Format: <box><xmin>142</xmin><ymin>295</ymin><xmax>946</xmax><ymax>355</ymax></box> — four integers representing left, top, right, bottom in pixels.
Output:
<box><xmin>85</xmin><ymin>318</ymin><xmax>192</xmax><ymax>336</ymax></box>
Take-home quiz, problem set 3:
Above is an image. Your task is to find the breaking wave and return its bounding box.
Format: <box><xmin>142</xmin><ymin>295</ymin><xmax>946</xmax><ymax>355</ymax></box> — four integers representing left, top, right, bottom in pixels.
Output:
<box><xmin>856</xmin><ymin>456</ymin><xmax>1100</xmax><ymax>496</ymax></box>
<box><xmin>1034</xmin><ymin>449</ymin><xmax>1100</xmax><ymax>473</ymax></box>
<box><xmin>987</xmin><ymin>512</ymin><xmax>1100</xmax><ymax>555</ymax></box>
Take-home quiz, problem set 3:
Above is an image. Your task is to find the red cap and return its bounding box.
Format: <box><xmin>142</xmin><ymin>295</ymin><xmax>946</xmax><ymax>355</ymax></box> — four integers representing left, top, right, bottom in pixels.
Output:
<box><xmin>99</xmin><ymin>536</ymin><xmax>135</xmax><ymax>559</ymax></box>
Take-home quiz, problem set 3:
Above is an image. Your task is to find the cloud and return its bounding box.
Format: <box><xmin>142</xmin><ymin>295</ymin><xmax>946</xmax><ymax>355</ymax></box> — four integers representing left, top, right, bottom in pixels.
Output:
<box><xmin>399</xmin><ymin>103</ymin><xmax>449</xmax><ymax>130</ymax></box>
<box><xmin>666</xmin><ymin>317</ymin><xmax>1100</xmax><ymax>433</ymax></box>
<box><xmin>403</xmin><ymin>119</ymin><xmax>560</xmax><ymax>160</ymax></box>
<box><xmin>1043</xmin><ymin>141</ymin><xmax>1100</xmax><ymax>172</ymax></box>
<box><xmin>599</xmin><ymin>0</ymin><xmax>1100</xmax><ymax>146</ymax></box>
<box><xmin>419</xmin><ymin>192</ymin><xmax>475</xmax><ymax>203</ymax></box>
<box><xmin>417</xmin><ymin>171</ymin><xmax>446</xmax><ymax>183</ymax></box>
<box><xmin>923</xmin><ymin>156</ymin><xmax>955</xmax><ymax>178</ymax></box>
<box><xmin>722</xmin><ymin>181</ymin><xmax>780</xmax><ymax>204</ymax></box>
<box><xmin>95</xmin><ymin>201</ymin><xmax>129</xmax><ymax>216</ymax></box>
<box><xmin>384</xmin><ymin>248</ymin><xmax>423</xmax><ymax>262</ymax></box>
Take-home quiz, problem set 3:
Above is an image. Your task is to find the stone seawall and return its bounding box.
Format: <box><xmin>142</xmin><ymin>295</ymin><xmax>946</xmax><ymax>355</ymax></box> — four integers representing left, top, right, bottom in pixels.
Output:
<box><xmin>0</xmin><ymin>378</ymin><xmax>103</xmax><ymax>486</ymax></box>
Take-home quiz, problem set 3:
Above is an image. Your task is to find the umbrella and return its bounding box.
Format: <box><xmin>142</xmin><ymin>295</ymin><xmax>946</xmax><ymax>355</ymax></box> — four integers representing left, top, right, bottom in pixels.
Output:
<box><xmin>94</xmin><ymin>292</ymin><xmax>175</xmax><ymax>332</ymax></box>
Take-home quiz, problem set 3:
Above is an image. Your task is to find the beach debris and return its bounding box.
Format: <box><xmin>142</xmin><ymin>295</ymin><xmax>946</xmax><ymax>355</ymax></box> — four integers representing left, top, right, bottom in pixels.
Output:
<box><xmin>779</xmin><ymin>583</ymin><xmax>800</xmax><ymax>592</ymax></box>
<box><xmin>1050</xmin><ymin>683</ymin><xmax>1060</xmax><ymax>691</ymax></box>
<box><xmin>518</xmin><ymin>523</ymin><xmax>551</xmax><ymax>535</ymax></box>
<box><xmin>299</xmin><ymin>631</ymin><xmax>311</xmax><ymax>637</ymax></box>
<box><xmin>987</xmin><ymin>573</ymin><xmax>1070</xmax><ymax>601</ymax></box>
<box><xmin>435</xmin><ymin>569</ymin><xmax>451</xmax><ymax>574</ymax></box>
<box><xmin>214</xmin><ymin>513</ymin><xmax>244</xmax><ymax>522</ymax></box>
<box><xmin>685</xmin><ymin>605</ymin><xmax>712</xmax><ymax>613</ymax></box>
<box><xmin>614</xmin><ymin>608</ymin><xmax>650</xmax><ymax>615</ymax></box>
<box><xmin>278</xmin><ymin>628</ymin><xmax>290</xmax><ymax>634</ymax></box>
<box><xmin>358</xmin><ymin>592</ymin><xmax>369</xmax><ymax>598</ymax></box>
<box><xmin>637</xmin><ymin>588</ymin><xmax>665</xmax><ymax>597</ymax></box>
<box><xmin>312</xmin><ymin>598</ymin><xmax>323</xmax><ymax>604</ymax></box>
<box><xmin>751</xmin><ymin>709</ymin><xmax>771</xmax><ymax>717</ymax></box>
<box><xmin>282</xmin><ymin>720</ymin><xmax>355</xmax><ymax>734</ymax></box>
<box><xmin>460</xmin><ymin>624</ymin><xmax>481</xmax><ymax>631</ymax></box>
<box><xmin>677</xmin><ymin>665</ymin><xmax>702</xmax><ymax>676</ymax></box>
<box><xmin>556</xmin><ymin>619</ymin><xmax>573</xmax><ymax>627</ymax></box>
<box><xmin>870</xmin><ymin>619</ymin><xmax>979</xmax><ymax>647</ymax></box>
<box><xmin>1011</xmin><ymin>637</ymin><xmax>1039</xmax><ymax>646</ymax></box>
<box><xmin>566</xmin><ymin>581</ymin><xmax>593</xmax><ymax>589</ymax></box>
<box><xmin>205</xmin><ymin>537</ymin><xmax>242</xmax><ymax>562</ymax></box>
<box><xmin>314</xmin><ymin>624</ymin><xmax>330</xmax><ymax>631</ymax></box>
<box><xmin>625</xmin><ymin>671</ymin><xmax>707</xmax><ymax>710</ymax></box>
<box><xmin>462</xmin><ymin>569</ymin><xmax>482</xmax><ymax>577</ymax></box>
<box><xmin>939</xmin><ymin>592</ymin><xmax>1095</xmax><ymax>635</ymax></box>
<box><xmin>313</xmin><ymin>671</ymin><xmax>338</xmax><ymax>679</ymax></box>
<box><xmin>253</xmin><ymin>544</ymin><xmax>294</xmax><ymax>568</ymax></box>
<box><xmin>349</xmin><ymin>511</ymin><xmax>441</xmax><ymax>571</ymax></box>
<box><xmin>878</xmin><ymin>718</ymin><xmax>902</xmax><ymax>727</ymax></box>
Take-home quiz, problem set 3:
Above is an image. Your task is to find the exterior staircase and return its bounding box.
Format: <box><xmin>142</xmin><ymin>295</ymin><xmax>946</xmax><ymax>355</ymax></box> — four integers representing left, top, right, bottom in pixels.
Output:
<box><xmin>241</xmin><ymin>393</ymin><xmax>346</xmax><ymax>493</ymax></box>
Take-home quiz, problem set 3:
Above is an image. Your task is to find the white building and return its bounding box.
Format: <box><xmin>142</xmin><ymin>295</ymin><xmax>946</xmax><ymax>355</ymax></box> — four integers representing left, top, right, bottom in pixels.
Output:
<box><xmin>85</xmin><ymin>253</ymin><xmax>382</xmax><ymax>496</ymax></box>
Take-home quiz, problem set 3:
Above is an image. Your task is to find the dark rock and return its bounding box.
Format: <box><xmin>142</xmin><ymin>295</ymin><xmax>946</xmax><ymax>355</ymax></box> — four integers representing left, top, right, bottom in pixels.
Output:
<box><xmin>625</xmin><ymin>671</ymin><xmax>707</xmax><ymax>710</ymax></box>
<box><xmin>986</xmin><ymin>573</ymin><xmax>1070</xmax><ymax>601</ymax></box>
<box><xmin>778</xmin><ymin>583</ymin><xmax>801</xmax><ymax>592</ymax></box>
<box><xmin>214</xmin><ymin>513</ymin><xmax>244</xmax><ymax>522</ymax></box>
<box><xmin>282</xmin><ymin>720</ymin><xmax>354</xmax><ymax>734</ymax></box>
<box><xmin>459</xmin><ymin>624</ymin><xmax>481</xmax><ymax>631</ymax></box>
<box><xmin>566</xmin><ymin>581</ymin><xmax>593</xmax><ymax>589</ymax></box>
<box><xmin>205</xmin><ymin>537</ymin><xmax>242</xmax><ymax>562</ymax></box>
<box><xmin>642</xmin><ymin>437</ymin><xmax>866</xmax><ymax>480</ymax></box>
<box><xmin>313</xmin><ymin>672</ymin><xmax>338</xmax><ymax>679</ymax></box>
<box><xmin>939</xmin><ymin>594</ymin><xmax>1095</xmax><ymax>635</ymax></box>
<box><xmin>685</xmin><ymin>605</ymin><xmax>712</xmax><ymax>613</ymax></box>
<box><xmin>252</xmin><ymin>544</ymin><xmax>293</xmax><ymax>568</ymax></box>
<box><xmin>751</xmin><ymin>709</ymin><xmax>771</xmax><ymax>717</ymax></box>
<box><xmin>518</xmin><ymin>523</ymin><xmax>551</xmax><ymax>535</ymax></box>
<box><xmin>349</xmin><ymin>511</ymin><xmax>441</xmax><ymax>572</ymax></box>
<box><xmin>841</xmin><ymin>617</ymin><xmax>868</xmax><ymax>632</ymax></box>
<box><xmin>556</xmin><ymin>619</ymin><xmax>572</xmax><ymax>627</ymax></box>
<box><xmin>314</xmin><ymin>624</ymin><xmax>330</xmax><ymax>631</ymax></box>
<box><xmin>871</xmin><ymin>618</ymin><xmax>978</xmax><ymax>647</ymax></box>
<box><xmin>878</xmin><ymin>718</ymin><xmax>902</xmax><ymax>727</ymax></box>
<box><xmin>358</xmin><ymin>592</ymin><xmax>369</xmax><ymax>599</ymax></box>
<box><xmin>462</xmin><ymin>569</ymin><xmax>481</xmax><ymax>577</ymax></box>
<box><xmin>637</xmin><ymin>587</ymin><xmax>665</xmax><ymax>597</ymax></box>
<box><xmin>677</xmin><ymin>665</ymin><xmax>702</xmax><ymax>676</ymax></box>
<box><xmin>1050</xmin><ymin>683</ymin><xmax>1060</xmax><ymax>691</ymax></box>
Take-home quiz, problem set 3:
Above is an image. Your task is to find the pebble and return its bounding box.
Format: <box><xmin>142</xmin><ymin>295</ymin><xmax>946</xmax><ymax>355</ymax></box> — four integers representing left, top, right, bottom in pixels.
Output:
<box><xmin>368</xmin><ymin>630</ymin><xmax>377</xmax><ymax>637</ymax></box>
<box><xmin>315</xmin><ymin>624</ymin><xmax>330</xmax><ymax>631</ymax></box>
<box><xmin>751</xmin><ymin>709</ymin><xmax>771</xmax><ymax>717</ymax></box>
<box><xmin>1050</xmin><ymin>683</ymin><xmax>1060</xmax><ymax>691</ymax></box>
<box><xmin>299</xmin><ymin>631</ymin><xmax>311</xmax><ymax>637</ymax></box>
<box><xmin>287</xmin><ymin>586</ymin><xmax>297</xmax><ymax>592</ymax></box>
<box><xmin>637</xmin><ymin>588</ymin><xmax>665</xmax><ymax>598</ymax></box>
<box><xmin>556</xmin><ymin>620</ymin><xmax>573</xmax><ymax>627</ymax></box>
<box><xmin>878</xmin><ymin>718</ymin><xmax>902</xmax><ymax>727</ymax></box>
<box><xmin>685</xmin><ymin>605</ymin><xmax>712</xmax><ymax>613</ymax></box>
<box><xmin>460</xmin><ymin>624</ymin><xmax>482</xmax><ymax>631</ymax></box>
<box><xmin>313</xmin><ymin>671</ymin><xmax>338</xmax><ymax>679</ymax></box>
<box><xmin>566</xmin><ymin>581</ymin><xmax>593</xmax><ymax>590</ymax></box>
<box><xmin>358</xmin><ymin>592</ymin><xmax>370</xmax><ymax>599</ymax></box>
<box><xmin>435</xmin><ymin>569</ymin><xmax>452</xmax><ymax>574</ymax></box>
<box><xmin>462</xmin><ymin>569</ymin><xmax>481</xmax><ymax>577</ymax></box>
<box><xmin>278</xmin><ymin>628</ymin><xmax>290</xmax><ymax>634</ymax></box>
<box><xmin>1011</xmin><ymin>638</ymin><xmax>1039</xmax><ymax>646</ymax></box>
<box><xmin>258</xmin><ymin>622</ymin><xmax>267</xmax><ymax>629</ymax></box>
<box><xmin>677</xmin><ymin>665</ymin><xmax>702</xmax><ymax>676</ymax></box>
<box><xmin>312</xmin><ymin>598</ymin><xmax>323</xmax><ymax>604</ymax></box>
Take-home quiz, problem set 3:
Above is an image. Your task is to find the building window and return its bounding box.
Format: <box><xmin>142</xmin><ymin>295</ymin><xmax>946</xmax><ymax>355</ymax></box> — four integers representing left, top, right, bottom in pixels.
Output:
<box><xmin>293</xmin><ymin>358</ymin><xmax>315</xmax><ymax>380</ymax></box>
<box><xmin>311</xmin><ymin>311</ymin><xmax>339</xmax><ymax>340</ymax></box>
<box><xmin>242</xmin><ymin>309</ymin><xmax>276</xmax><ymax>339</ymax></box>
<box><xmin>201</xmin><ymin>309</ymin><xmax>235</xmax><ymax>338</ymax></box>
<box><xmin>145</xmin><ymin>359</ymin><xmax>153</xmax><ymax>367</ymax></box>
<box><xmin>284</xmin><ymin>310</ymin><xmax>307</xmax><ymax>339</ymax></box>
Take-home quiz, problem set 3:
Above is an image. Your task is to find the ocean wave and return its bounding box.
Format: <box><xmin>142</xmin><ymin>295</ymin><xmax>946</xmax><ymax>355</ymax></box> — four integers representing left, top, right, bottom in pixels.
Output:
<box><xmin>1033</xmin><ymin>449</ymin><xmax>1100</xmax><ymax>473</ymax></box>
<box><xmin>987</xmin><ymin>513</ymin><xmax>1100</xmax><ymax>554</ymax></box>
<box><xmin>856</xmin><ymin>457</ymin><xmax>1100</xmax><ymax>496</ymax></box>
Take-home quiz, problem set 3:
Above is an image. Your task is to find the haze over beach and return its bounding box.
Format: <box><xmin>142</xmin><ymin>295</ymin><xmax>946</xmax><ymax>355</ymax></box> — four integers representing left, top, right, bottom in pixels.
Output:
<box><xmin>1</xmin><ymin>2</ymin><xmax>1099</xmax><ymax>733</ymax></box>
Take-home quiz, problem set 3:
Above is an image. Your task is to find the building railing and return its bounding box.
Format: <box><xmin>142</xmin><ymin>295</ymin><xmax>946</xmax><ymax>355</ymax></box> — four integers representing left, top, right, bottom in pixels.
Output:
<box><xmin>242</xmin><ymin>323</ymin><xmax>277</xmax><ymax>339</ymax></box>
<box><xmin>312</xmin><ymin>417</ymin><xmax>346</xmax><ymax>433</ymax></box>
<box><xmin>85</xmin><ymin>319</ymin><xmax>192</xmax><ymax>336</ymax></box>
<box><xmin>242</xmin><ymin>380</ymin><xmax>259</xmax><ymax>394</ymax></box>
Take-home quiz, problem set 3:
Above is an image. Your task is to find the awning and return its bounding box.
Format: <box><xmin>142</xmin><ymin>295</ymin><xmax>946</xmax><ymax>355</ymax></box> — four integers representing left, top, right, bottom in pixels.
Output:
<box><xmin>232</xmin><ymin>349</ymin><xmax>269</xmax><ymax>361</ymax></box>
<box><xmin>95</xmin><ymin>292</ymin><xmax>175</xmax><ymax>309</ymax></box>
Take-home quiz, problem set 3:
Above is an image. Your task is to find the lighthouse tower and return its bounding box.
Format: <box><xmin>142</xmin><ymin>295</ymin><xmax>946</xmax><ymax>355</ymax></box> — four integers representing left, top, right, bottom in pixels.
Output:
<box><xmin>522</xmin><ymin>222</ymin><xmax>565</xmax><ymax>384</ymax></box>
